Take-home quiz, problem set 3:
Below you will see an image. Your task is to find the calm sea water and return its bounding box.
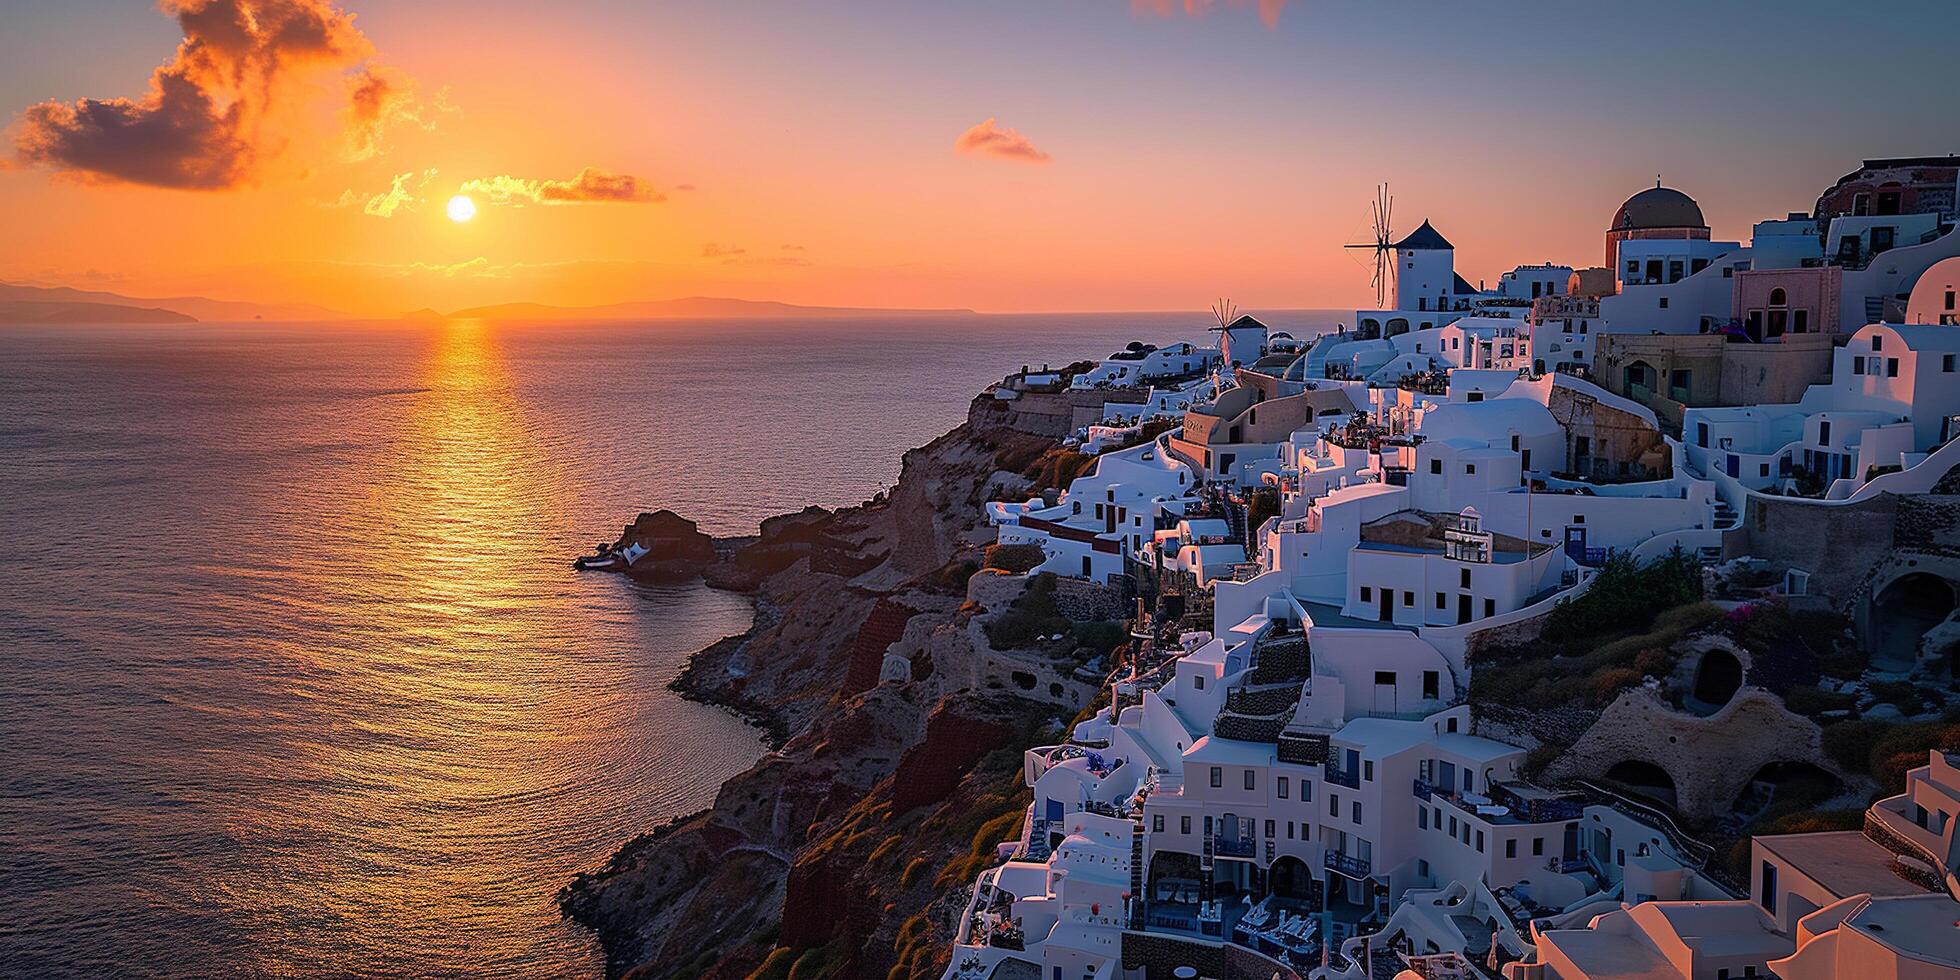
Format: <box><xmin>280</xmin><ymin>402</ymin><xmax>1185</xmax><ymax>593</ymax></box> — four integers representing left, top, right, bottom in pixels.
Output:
<box><xmin>0</xmin><ymin>312</ymin><xmax>1339</xmax><ymax>978</ymax></box>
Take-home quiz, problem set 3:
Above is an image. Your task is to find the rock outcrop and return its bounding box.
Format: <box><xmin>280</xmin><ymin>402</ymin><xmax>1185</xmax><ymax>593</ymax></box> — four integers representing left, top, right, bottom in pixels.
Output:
<box><xmin>561</xmin><ymin>408</ymin><xmax>1073</xmax><ymax>980</ymax></box>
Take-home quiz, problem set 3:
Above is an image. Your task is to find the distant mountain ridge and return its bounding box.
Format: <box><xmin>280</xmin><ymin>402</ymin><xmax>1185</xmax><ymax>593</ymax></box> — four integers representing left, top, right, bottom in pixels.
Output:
<box><xmin>0</xmin><ymin>282</ymin><xmax>350</xmax><ymax>323</ymax></box>
<box><xmin>431</xmin><ymin>296</ymin><xmax>978</xmax><ymax>320</ymax></box>
<box><xmin>0</xmin><ymin>299</ymin><xmax>197</xmax><ymax>324</ymax></box>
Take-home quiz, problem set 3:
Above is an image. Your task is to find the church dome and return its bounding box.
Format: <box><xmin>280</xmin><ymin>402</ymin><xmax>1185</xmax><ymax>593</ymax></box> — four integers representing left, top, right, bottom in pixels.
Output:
<box><xmin>1611</xmin><ymin>186</ymin><xmax>1706</xmax><ymax>231</ymax></box>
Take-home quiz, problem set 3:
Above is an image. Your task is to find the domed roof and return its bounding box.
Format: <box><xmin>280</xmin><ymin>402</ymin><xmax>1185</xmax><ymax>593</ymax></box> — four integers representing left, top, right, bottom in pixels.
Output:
<box><xmin>1611</xmin><ymin>185</ymin><xmax>1706</xmax><ymax>231</ymax></box>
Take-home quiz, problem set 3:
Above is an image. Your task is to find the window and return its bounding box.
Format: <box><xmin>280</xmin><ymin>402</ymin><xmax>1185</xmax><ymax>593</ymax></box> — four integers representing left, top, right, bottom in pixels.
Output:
<box><xmin>1506</xmin><ymin>839</ymin><xmax>1517</xmax><ymax>858</ymax></box>
<box><xmin>1484</xmin><ymin>598</ymin><xmax>1496</xmax><ymax>618</ymax></box>
<box><xmin>1573</xmin><ymin>514</ymin><xmax>1586</xmax><ymax>525</ymax></box>
<box><xmin>1419</xmin><ymin>808</ymin><xmax>1428</xmax><ymax>830</ymax></box>
<box><xmin>1302</xmin><ymin>781</ymin><xmax>1311</xmax><ymax>803</ymax></box>
<box><xmin>1245</xmin><ymin>770</ymin><xmax>1256</xmax><ymax>791</ymax></box>
<box><xmin>1449</xmin><ymin>816</ymin><xmax>1458</xmax><ymax>837</ymax></box>
<box><xmin>1874</xmin><ymin>334</ymin><xmax>1884</xmax><ymax>351</ymax></box>
<box><xmin>1182</xmin><ymin>815</ymin><xmax>1191</xmax><ymax>835</ymax></box>
<box><xmin>1352</xmin><ymin>801</ymin><xmax>1362</xmax><ymax>823</ymax></box>
<box><xmin>1277</xmin><ymin>776</ymin><xmax>1289</xmax><ymax>799</ymax></box>
<box><xmin>1154</xmin><ymin>814</ymin><xmax>1165</xmax><ymax>833</ymax></box>
<box><xmin>1329</xmin><ymin>792</ymin><xmax>1339</xmax><ymax>818</ymax></box>
<box><xmin>1360</xmin><ymin>586</ymin><xmax>1372</xmax><ymax>602</ymax></box>
<box><xmin>1945</xmin><ymin>354</ymin><xmax>1956</xmax><ymax>373</ymax></box>
<box><xmin>1265</xmin><ymin>819</ymin><xmax>1275</xmax><ymax>838</ymax></box>
<box><xmin>1760</xmin><ymin>861</ymin><xmax>1777</xmax><ymax>914</ymax></box>
<box><xmin>1769</xmin><ymin>287</ymin><xmax>1787</xmax><ymax>306</ymax></box>
<box><xmin>1210</xmin><ymin>766</ymin><xmax>1222</xmax><ymax>788</ymax></box>
<box><xmin>1532</xmin><ymin>837</ymin><xmax>1544</xmax><ymax>856</ymax></box>
<box><xmin>1887</xmin><ymin>358</ymin><xmax>1899</xmax><ymax>378</ymax></box>
<box><xmin>1287</xmin><ymin>821</ymin><xmax>1295</xmax><ymax>839</ymax></box>
<box><xmin>1853</xmin><ymin>355</ymin><xmax>1866</xmax><ymax>374</ymax></box>
<box><xmin>1465</xmin><ymin>463</ymin><xmax>1476</xmax><ymax>475</ymax></box>
<box><xmin>1364</xmin><ymin>761</ymin><xmax>1375</xmax><ymax>781</ymax></box>
<box><xmin>1947</xmin><ymin>290</ymin><xmax>1956</xmax><ymax>311</ymax></box>
<box><xmin>1476</xmin><ymin>830</ymin><xmax>1485</xmax><ymax>853</ymax></box>
<box><xmin>1403</xmin><ymin>590</ymin><xmax>1414</xmax><ymax>607</ymax></box>
<box><xmin>1423</xmin><ymin>670</ymin><xmax>1440</xmax><ymax>700</ymax></box>
<box><xmin>1194</xmin><ymin>675</ymin><xmax>1204</xmax><ymax>691</ymax></box>
<box><xmin>1430</xmin><ymin>459</ymin><xmax>1442</xmax><ymax>475</ymax></box>
<box><xmin>1659</xmin><ymin>297</ymin><xmax>1669</xmax><ymax>309</ymax></box>
<box><xmin>1375</xmin><ymin>670</ymin><xmax>1395</xmax><ymax>686</ymax></box>
<box><xmin>1460</xmin><ymin>569</ymin><xmax>1471</xmax><ymax>588</ymax></box>
<box><xmin>1435</xmin><ymin>592</ymin><xmax>1447</xmax><ymax>610</ymax></box>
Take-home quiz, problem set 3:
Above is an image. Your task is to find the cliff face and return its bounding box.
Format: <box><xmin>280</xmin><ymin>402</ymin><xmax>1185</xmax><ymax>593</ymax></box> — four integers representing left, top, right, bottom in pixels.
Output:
<box><xmin>561</xmin><ymin>409</ymin><xmax>1074</xmax><ymax>980</ymax></box>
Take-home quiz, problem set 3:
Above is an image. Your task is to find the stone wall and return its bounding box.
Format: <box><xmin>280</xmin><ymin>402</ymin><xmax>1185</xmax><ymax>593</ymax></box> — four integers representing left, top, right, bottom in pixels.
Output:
<box><xmin>1051</xmin><ymin>575</ymin><xmax>1127</xmax><ymax>622</ymax></box>
<box><xmin>1541</xmin><ymin>685</ymin><xmax>1839</xmax><ymax>822</ymax></box>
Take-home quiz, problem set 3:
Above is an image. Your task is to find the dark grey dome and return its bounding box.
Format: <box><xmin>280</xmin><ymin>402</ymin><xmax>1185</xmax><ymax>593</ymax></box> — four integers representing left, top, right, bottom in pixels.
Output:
<box><xmin>1611</xmin><ymin>186</ymin><xmax>1706</xmax><ymax>231</ymax></box>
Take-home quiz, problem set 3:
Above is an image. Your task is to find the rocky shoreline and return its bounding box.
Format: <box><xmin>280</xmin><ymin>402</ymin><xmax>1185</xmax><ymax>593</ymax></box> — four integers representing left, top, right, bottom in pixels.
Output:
<box><xmin>559</xmin><ymin>404</ymin><xmax>1080</xmax><ymax>979</ymax></box>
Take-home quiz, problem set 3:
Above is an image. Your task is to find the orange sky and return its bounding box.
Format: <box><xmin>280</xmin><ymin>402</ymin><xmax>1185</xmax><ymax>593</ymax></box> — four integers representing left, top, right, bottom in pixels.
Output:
<box><xmin>3</xmin><ymin>1</ymin><xmax>1953</xmax><ymax>316</ymax></box>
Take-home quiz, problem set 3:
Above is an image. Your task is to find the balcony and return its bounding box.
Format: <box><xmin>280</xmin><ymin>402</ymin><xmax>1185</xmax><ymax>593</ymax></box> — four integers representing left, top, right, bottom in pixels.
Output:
<box><xmin>1412</xmin><ymin>778</ymin><xmax>1433</xmax><ymax>802</ymax></box>
<box><xmin>1324</xmin><ymin>851</ymin><xmax>1372</xmax><ymax>879</ymax></box>
<box><xmin>1325</xmin><ymin>760</ymin><xmax>1361</xmax><ymax>790</ymax></box>
<box><xmin>1214</xmin><ymin>834</ymin><xmax>1257</xmax><ymax>858</ymax></box>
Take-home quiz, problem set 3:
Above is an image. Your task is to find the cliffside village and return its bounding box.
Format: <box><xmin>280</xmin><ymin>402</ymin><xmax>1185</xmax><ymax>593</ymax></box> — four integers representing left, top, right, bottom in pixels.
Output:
<box><xmin>939</xmin><ymin>157</ymin><xmax>1960</xmax><ymax>980</ymax></box>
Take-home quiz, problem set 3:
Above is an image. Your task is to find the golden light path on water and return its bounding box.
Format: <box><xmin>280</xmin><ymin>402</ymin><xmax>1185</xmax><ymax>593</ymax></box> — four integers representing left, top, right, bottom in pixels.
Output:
<box><xmin>1</xmin><ymin>313</ymin><xmax>1343</xmax><ymax>977</ymax></box>
<box><xmin>207</xmin><ymin>321</ymin><xmax>768</xmax><ymax>976</ymax></box>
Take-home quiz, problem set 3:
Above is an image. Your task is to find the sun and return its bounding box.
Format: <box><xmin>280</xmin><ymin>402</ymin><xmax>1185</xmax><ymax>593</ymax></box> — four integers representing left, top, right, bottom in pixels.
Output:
<box><xmin>446</xmin><ymin>195</ymin><xmax>477</xmax><ymax>223</ymax></box>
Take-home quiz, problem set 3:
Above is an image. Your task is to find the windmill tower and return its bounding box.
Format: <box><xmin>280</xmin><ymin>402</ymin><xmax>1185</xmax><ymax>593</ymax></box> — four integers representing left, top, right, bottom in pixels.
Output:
<box><xmin>1345</xmin><ymin>183</ymin><xmax>1395</xmax><ymax>309</ymax></box>
<box><xmin>1208</xmin><ymin>298</ymin><xmax>1264</xmax><ymax>368</ymax></box>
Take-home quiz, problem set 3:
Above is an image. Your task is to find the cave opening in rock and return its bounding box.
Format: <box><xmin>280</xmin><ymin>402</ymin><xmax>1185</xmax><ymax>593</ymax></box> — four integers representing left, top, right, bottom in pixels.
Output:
<box><xmin>1605</xmin><ymin>759</ymin><xmax>1678</xmax><ymax>810</ymax></box>
<box><xmin>1871</xmin><ymin>572</ymin><xmax>1956</xmax><ymax>672</ymax></box>
<box><xmin>1732</xmin><ymin>760</ymin><xmax>1841</xmax><ymax>818</ymax></box>
<box><xmin>1691</xmin><ymin>648</ymin><xmax>1744</xmax><ymax>710</ymax></box>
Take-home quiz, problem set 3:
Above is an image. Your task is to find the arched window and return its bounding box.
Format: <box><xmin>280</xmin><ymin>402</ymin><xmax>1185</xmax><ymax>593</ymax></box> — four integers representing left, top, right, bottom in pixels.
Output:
<box><xmin>1768</xmin><ymin>287</ymin><xmax>1787</xmax><ymax>307</ymax></box>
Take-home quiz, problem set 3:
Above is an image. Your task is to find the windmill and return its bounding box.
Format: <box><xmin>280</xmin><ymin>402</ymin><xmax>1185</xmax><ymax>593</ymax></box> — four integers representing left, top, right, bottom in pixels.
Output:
<box><xmin>1209</xmin><ymin>297</ymin><xmax>1239</xmax><ymax>331</ymax></box>
<box><xmin>1345</xmin><ymin>183</ymin><xmax>1395</xmax><ymax>307</ymax></box>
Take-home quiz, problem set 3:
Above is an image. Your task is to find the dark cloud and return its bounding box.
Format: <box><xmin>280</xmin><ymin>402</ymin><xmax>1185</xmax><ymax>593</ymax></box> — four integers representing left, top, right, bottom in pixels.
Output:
<box><xmin>11</xmin><ymin>0</ymin><xmax>402</xmax><ymax>189</ymax></box>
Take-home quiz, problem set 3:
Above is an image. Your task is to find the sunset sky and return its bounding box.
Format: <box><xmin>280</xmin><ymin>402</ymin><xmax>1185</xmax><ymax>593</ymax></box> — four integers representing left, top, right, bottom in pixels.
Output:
<box><xmin>3</xmin><ymin>0</ymin><xmax>1955</xmax><ymax>316</ymax></box>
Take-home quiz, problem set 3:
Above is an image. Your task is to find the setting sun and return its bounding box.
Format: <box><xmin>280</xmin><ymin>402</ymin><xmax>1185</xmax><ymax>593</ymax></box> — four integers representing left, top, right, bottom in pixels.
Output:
<box><xmin>446</xmin><ymin>194</ymin><xmax>476</xmax><ymax>223</ymax></box>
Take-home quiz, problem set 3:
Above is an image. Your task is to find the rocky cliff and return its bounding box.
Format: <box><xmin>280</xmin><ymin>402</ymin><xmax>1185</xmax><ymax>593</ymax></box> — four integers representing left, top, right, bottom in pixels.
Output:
<box><xmin>561</xmin><ymin>404</ymin><xmax>1082</xmax><ymax>980</ymax></box>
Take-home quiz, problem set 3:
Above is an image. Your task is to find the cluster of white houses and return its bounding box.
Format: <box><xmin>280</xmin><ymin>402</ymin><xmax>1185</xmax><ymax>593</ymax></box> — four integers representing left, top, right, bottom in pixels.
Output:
<box><xmin>946</xmin><ymin>159</ymin><xmax>1960</xmax><ymax>980</ymax></box>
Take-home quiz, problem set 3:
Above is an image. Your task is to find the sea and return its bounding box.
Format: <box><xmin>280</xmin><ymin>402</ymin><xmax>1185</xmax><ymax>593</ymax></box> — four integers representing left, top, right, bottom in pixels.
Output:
<box><xmin>0</xmin><ymin>311</ymin><xmax>1341</xmax><ymax>978</ymax></box>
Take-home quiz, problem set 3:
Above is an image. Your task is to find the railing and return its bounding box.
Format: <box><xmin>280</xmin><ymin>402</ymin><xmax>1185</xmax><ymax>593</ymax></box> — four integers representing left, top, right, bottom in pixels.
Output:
<box><xmin>1412</xmin><ymin>778</ymin><xmax>1433</xmax><ymax>802</ymax></box>
<box><xmin>1325</xmin><ymin>851</ymin><xmax>1372</xmax><ymax>878</ymax></box>
<box><xmin>1214</xmin><ymin>834</ymin><xmax>1256</xmax><ymax>858</ymax></box>
<box><xmin>1325</xmin><ymin>760</ymin><xmax>1361</xmax><ymax>790</ymax></box>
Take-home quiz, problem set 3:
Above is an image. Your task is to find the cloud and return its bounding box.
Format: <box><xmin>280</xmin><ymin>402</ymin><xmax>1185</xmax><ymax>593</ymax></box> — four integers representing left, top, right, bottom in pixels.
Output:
<box><xmin>388</xmin><ymin>257</ymin><xmax>514</xmax><ymax>278</ymax></box>
<box><xmin>781</xmin><ymin>244</ymin><xmax>806</xmax><ymax>251</ymax></box>
<box><xmin>701</xmin><ymin>242</ymin><xmax>746</xmax><ymax>258</ymax></box>
<box><xmin>458</xmin><ymin>167</ymin><xmax>665</xmax><ymax>205</ymax></box>
<box><xmin>330</xmin><ymin>168</ymin><xmax>435</xmax><ymax>217</ymax></box>
<box><xmin>1129</xmin><ymin>0</ymin><xmax>1289</xmax><ymax>29</ymax></box>
<box><xmin>11</xmin><ymin>0</ymin><xmax>416</xmax><ymax>189</ymax></box>
<box><xmin>344</xmin><ymin>68</ymin><xmax>443</xmax><ymax>160</ymax></box>
<box><xmin>954</xmin><ymin>118</ymin><xmax>1051</xmax><ymax>164</ymax></box>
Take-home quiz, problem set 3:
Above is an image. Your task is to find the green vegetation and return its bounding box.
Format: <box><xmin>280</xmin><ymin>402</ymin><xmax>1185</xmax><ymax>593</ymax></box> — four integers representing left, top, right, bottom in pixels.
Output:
<box><xmin>985</xmin><ymin>573</ymin><xmax>1072</xmax><ymax>650</ymax></box>
<box><xmin>982</xmin><ymin>543</ymin><xmax>1046</xmax><ymax>574</ymax></box>
<box><xmin>1542</xmin><ymin>549</ymin><xmax>1703</xmax><ymax>640</ymax></box>
<box><xmin>1245</xmin><ymin>485</ymin><xmax>1281</xmax><ymax>536</ymax></box>
<box><xmin>1825</xmin><ymin>714</ymin><xmax>1960</xmax><ymax>793</ymax></box>
<box><xmin>1472</xmin><ymin>600</ymin><xmax>1724</xmax><ymax>712</ymax></box>
<box><xmin>1020</xmin><ymin>448</ymin><xmax>1098</xmax><ymax>496</ymax></box>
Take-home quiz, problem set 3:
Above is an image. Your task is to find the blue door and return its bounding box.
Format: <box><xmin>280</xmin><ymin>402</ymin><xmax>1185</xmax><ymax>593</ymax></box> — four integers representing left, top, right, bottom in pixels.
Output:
<box><xmin>1564</xmin><ymin>526</ymin><xmax>1588</xmax><ymax>563</ymax></box>
<box><xmin>1045</xmin><ymin>799</ymin><xmax>1063</xmax><ymax>822</ymax></box>
<box><xmin>1726</xmin><ymin>454</ymin><xmax>1740</xmax><ymax>478</ymax></box>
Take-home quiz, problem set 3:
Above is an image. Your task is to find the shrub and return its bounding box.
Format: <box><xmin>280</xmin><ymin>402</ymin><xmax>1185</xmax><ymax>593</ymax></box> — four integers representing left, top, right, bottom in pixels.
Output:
<box><xmin>984</xmin><ymin>573</ymin><xmax>1071</xmax><ymax>650</ymax></box>
<box><xmin>1782</xmin><ymin>686</ymin><xmax>1856</xmax><ymax>718</ymax></box>
<box><xmin>1821</xmin><ymin>719</ymin><xmax>1889</xmax><ymax>772</ymax></box>
<box><xmin>1071</xmin><ymin>620</ymin><xmax>1126</xmax><ymax>657</ymax></box>
<box><xmin>982</xmin><ymin>543</ymin><xmax>1046</xmax><ymax>574</ymax></box>
<box><xmin>1022</xmin><ymin>448</ymin><xmax>1098</xmax><ymax>496</ymax></box>
<box><xmin>749</xmin><ymin>948</ymin><xmax>798</xmax><ymax>980</ymax></box>
<box><xmin>1545</xmin><ymin>549</ymin><xmax>1703</xmax><ymax>641</ymax></box>
<box><xmin>899</xmin><ymin>857</ymin><xmax>931</xmax><ymax>888</ymax></box>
